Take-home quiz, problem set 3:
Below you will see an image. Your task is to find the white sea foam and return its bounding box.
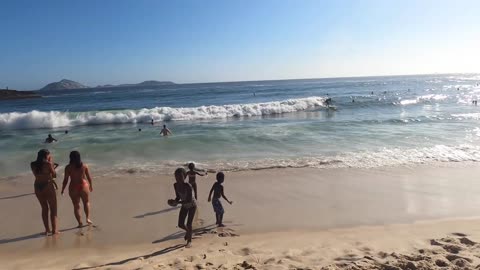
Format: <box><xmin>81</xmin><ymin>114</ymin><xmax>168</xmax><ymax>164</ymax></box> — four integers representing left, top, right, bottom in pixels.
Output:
<box><xmin>398</xmin><ymin>94</ymin><xmax>448</xmax><ymax>106</ymax></box>
<box><xmin>101</xmin><ymin>144</ymin><xmax>480</xmax><ymax>177</ymax></box>
<box><xmin>0</xmin><ymin>96</ymin><xmax>326</xmax><ymax>129</ymax></box>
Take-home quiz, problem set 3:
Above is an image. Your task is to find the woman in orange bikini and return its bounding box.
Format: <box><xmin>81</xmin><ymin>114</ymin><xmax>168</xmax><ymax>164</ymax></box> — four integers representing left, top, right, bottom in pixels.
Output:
<box><xmin>31</xmin><ymin>149</ymin><xmax>58</xmax><ymax>235</ymax></box>
<box><xmin>61</xmin><ymin>151</ymin><xmax>93</xmax><ymax>227</ymax></box>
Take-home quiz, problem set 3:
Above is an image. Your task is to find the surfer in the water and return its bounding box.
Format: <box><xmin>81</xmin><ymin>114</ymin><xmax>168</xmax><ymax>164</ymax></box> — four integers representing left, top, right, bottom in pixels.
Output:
<box><xmin>325</xmin><ymin>97</ymin><xmax>332</xmax><ymax>107</ymax></box>
<box><xmin>208</xmin><ymin>172</ymin><xmax>233</xmax><ymax>227</ymax></box>
<box><xmin>160</xmin><ymin>125</ymin><xmax>172</xmax><ymax>136</ymax></box>
<box><xmin>186</xmin><ymin>162</ymin><xmax>206</xmax><ymax>199</ymax></box>
<box><xmin>45</xmin><ymin>134</ymin><xmax>57</xmax><ymax>143</ymax></box>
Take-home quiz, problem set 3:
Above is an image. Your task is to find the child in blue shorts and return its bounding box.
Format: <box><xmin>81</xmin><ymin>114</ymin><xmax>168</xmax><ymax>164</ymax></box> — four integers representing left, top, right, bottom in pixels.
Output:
<box><xmin>208</xmin><ymin>172</ymin><xmax>232</xmax><ymax>227</ymax></box>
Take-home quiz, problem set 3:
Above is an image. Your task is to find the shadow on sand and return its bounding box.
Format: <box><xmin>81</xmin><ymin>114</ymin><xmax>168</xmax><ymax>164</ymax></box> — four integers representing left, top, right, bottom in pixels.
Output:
<box><xmin>72</xmin><ymin>243</ymin><xmax>186</xmax><ymax>270</ymax></box>
<box><xmin>0</xmin><ymin>226</ymin><xmax>82</xmax><ymax>245</ymax></box>
<box><xmin>133</xmin><ymin>206</ymin><xmax>180</xmax><ymax>219</ymax></box>
<box><xmin>152</xmin><ymin>224</ymin><xmax>217</xmax><ymax>244</ymax></box>
<box><xmin>0</xmin><ymin>193</ymin><xmax>34</xmax><ymax>200</ymax></box>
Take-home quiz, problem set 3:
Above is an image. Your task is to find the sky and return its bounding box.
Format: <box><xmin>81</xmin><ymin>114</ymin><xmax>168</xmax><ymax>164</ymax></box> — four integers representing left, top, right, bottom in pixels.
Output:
<box><xmin>1</xmin><ymin>0</ymin><xmax>480</xmax><ymax>90</ymax></box>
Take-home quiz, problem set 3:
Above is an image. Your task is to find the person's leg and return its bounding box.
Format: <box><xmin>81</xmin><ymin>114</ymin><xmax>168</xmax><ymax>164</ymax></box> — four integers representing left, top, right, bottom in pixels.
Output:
<box><xmin>69</xmin><ymin>190</ymin><xmax>82</xmax><ymax>227</ymax></box>
<box><xmin>218</xmin><ymin>213</ymin><xmax>224</xmax><ymax>227</ymax></box>
<box><xmin>191</xmin><ymin>182</ymin><xmax>198</xmax><ymax>200</ymax></box>
<box><xmin>46</xmin><ymin>185</ymin><xmax>58</xmax><ymax>234</ymax></box>
<box><xmin>80</xmin><ymin>186</ymin><xmax>92</xmax><ymax>224</ymax></box>
<box><xmin>185</xmin><ymin>206</ymin><xmax>196</xmax><ymax>245</ymax></box>
<box><xmin>178</xmin><ymin>207</ymin><xmax>188</xmax><ymax>231</ymax></box>
<box><xmin>35</xmin><ymin>191</ymin><xmax>50</xmax><ymax>235</ymax></box>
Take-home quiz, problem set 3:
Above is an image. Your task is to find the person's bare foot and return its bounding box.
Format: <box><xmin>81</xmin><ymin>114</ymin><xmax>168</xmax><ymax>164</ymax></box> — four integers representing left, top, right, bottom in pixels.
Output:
<box><xmin>77</xmin><ymin>223</ymin><xmax>83</xmax><ymax>228</ymax></box>
<box><xmin>218</xmin><ymin>224</ymin><xmax>225</xmax><ymax>227</ymax></box>
<box><xmin>42</xmin><ymin>231</ymin><xmax>51</xmax><ymax>236</ymax></box>
<box><xmin>50</xmin><ymin>231</ymin><xmax>61</xmax><ymax>236</ymax></box>
<box><xmin>86</xmin><ymin>219</ymin><xmax>93</xmax><ymax>225</ymax></box>
<box><xmin>185</xmin><ymin>241</ymin><xmax>192</xmax><ymax>248</ymax></box>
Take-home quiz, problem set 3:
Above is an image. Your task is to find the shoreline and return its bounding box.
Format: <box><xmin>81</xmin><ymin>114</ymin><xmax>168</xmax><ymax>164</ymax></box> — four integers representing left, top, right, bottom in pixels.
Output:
<box><xmin>3</xmin><ymin>163</ymin><xmax>480</xmax><ymax>269</ymax></box>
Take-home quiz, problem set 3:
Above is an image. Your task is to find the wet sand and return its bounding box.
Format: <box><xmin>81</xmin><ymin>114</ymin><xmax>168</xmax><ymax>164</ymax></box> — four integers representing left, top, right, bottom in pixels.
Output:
<box><xmin>2</xmin><ymin>163</ymin><xmax>480</xmax><ymax>269</ymax></box>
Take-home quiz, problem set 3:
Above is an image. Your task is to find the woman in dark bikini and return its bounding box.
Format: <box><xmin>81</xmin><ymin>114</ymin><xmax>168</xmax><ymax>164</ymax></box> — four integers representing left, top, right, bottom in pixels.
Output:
<box><xmin>186</xmin><ymin>163</ymin><xmax>206</xmax><ymax>200</ymax></box>
<box><xmin>61</xmin><ymin>151</ymin><xmax>93</xmax><ymax>228</ymax></box>
<box><xmin>170</xmin><ymin>168</ymin><xmax>196</xmax><ymax>247</ymax></box>
<box><xmin>31</xmin><ymin>149</ymin><xmax>58</xmax><ymax>235</ymax></box>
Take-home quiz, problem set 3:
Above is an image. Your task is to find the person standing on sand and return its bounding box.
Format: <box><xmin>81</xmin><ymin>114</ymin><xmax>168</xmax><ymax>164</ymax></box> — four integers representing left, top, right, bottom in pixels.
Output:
<box><xmin>208</xmin><ymin>172</ymin><xmax>233</xmax><ymax>227</ymax></box>
<box><xmin>31</xmin><ymin>149</ymin><xmax>59</xmax><ymax>235</ymax></box>
<box><xmin>169</xmin><ymin>168</ymin><xmax>196</xmax><ymax>247</ymax></box>
<box><xmin>160</xmin><ymin>125</ymin><xmax>172</xmax><ymax>136</ymax></box>
<box><xmin>61</xmin><ymin>151</ymin><xmax>94</xmax><ymax>228</ymax></box>
<box><xmin>186</xmin><ymin>163</ymin><xmax>206</xmax><ymax>199</ymax></box>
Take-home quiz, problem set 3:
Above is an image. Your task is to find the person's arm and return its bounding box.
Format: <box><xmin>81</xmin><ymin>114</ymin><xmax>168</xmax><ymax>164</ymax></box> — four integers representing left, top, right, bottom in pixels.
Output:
<box><xmin>221</xmin><ymin>186</ymin><xmax>232</xmax><ymax>204</ymax></box>
<box><xmin>53</xmin><ymin>138</ymin><xmax>58</xmax><ymax>142</ymax></box>
<box><xmin>61</xmin><ymin>166</ymin><xmax>69</xmax><ymax>195</ymax></box>
<box><xmin>173</xmin><ymin>183</ymin><xmax>181</xmax><ymax>203</ymax></box>
<box><xmin>48</xmin><ymin>162</ymin><xmax>57</xmax><ymax>179</ymax></box>
<box><xmin>208</xmin><ymin>184</ymin><xmax>214</xmax><ymax>202</ymax></box>
<box><xmin>85</xmin><ymin>165</ymin><xmax>93</xmax><ymax>192</ymax></box>
<box><xmin>195</xmin><ymin>171</ymin><xmax>205</xmax><ymax>177</ymax></box>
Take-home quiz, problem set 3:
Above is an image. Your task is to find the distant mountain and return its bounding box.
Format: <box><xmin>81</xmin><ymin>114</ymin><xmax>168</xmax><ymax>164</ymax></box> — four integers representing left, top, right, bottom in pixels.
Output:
<box><xmin>137</xmin><ymin>80</ymin><xmax>175</xmax><ymax>86</ymax></box>
<box><xmin>0</xmin><ymin>89</ymin><xmax>41</xmax><ymax>100</ymax></box>
<box><xmin>40</xmin><ymin>79</ymin><xmax>88</xmax><ymax>91</ymax></box>
<box><xmin>96</xmin><ymin>80</ymin><xmax>176</xmax><ymax>88</ymax></box>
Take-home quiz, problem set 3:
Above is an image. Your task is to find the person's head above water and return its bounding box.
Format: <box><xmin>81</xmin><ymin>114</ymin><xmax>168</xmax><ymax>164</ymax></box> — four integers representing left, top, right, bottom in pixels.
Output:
<box><xmin>48</xmin><ymin>134</ymin><xmax>52</xmax><ymax>138</ymax></box>
<box><xmin>216</xmin><ymin>172</ymin><xmax>225</xmax><ymax>183</ymax></box>
<box><xmin>188</xmin><ymin>163</ymin><xmax>195</xmax><ymax>170</ymax></box>
<box><xmin>174</xmin><ymin>167</ymin><xmax>187</xmax><ymax>183</ymax></box>
<box><xmin>163</xmin><ymin>125</ymin><xmax>166</xmax><ymax>128</ymax></box>
<box><xmin>65</xmin><ymin>130</ymin><xmax>68</xmax><ymax>134</ymax></box>
<box><xmin>69</xmin><ymin>151</ymin><xmax>83</xmax><ymax>169</ymax></box>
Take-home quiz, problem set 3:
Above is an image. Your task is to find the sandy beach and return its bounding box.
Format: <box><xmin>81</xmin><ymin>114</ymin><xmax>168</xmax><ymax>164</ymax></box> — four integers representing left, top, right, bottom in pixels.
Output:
<box><xmin>2</xmin><ymin>163</ymin><xmax>480</xmax><ymax>269</ymax></box>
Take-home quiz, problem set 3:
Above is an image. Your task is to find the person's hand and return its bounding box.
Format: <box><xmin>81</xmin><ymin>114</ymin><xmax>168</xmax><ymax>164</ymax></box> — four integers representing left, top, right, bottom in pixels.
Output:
<box><xmin>228</xmin><ymin>201</ymin><xmax>233</xmax><ymax>205</ymax></box>
<box><xmin>208</xmin><ymin>198</ymin><xmax>211</xmax><ymax>202</ymax></box>
<box><xmin>61</xmin><ymin>191</ymin><xmax>64</xmax><ymax>196</ymax></box>
<box><xmin>89</xmin><ymin>186</ymin><xmax>93</xmax><ymax>192</ymax></box>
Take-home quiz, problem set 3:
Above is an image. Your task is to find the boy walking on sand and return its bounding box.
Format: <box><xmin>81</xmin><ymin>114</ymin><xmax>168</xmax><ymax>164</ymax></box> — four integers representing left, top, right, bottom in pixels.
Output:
<box><xmin>208</xmin><ymin>172</ymin><xmax>232</xmax><ymax>227</ymax></box>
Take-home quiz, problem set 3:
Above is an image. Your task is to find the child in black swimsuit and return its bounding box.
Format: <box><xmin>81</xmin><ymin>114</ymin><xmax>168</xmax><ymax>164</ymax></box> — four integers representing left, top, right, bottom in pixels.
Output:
<box><xmin>171</xmin><ymin>168</ymin><xmax>196</xmax><ymax>247</ymax></box>
<box><xmin>186</xmin><ymin>163</ymin><xmax>206</xmax><ymax>199</ymax></box>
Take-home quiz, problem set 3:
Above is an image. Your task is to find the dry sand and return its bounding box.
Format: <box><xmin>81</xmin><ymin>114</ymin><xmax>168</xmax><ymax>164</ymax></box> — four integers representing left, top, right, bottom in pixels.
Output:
<box><xmin>2</xmin><ymin>163</ymin><xmax>480</xmax><ymax>269</ymax></box>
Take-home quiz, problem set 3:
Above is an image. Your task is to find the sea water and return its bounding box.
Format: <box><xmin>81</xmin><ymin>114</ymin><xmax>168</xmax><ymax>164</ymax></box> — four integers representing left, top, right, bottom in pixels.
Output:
<box><xmin>1</xmin><ymin>74</ymin><xmax>480</xmax><ymax>178</ymax></box>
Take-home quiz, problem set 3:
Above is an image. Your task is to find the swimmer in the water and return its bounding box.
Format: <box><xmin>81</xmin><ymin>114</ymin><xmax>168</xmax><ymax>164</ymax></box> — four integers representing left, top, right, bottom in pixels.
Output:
<box><xmin>186</xmin><ymin>163</ymin><xmax>206</xmax><ymax>200</ymax></box>
<box><xmin>160</xmin><ymin>125</ymin><xmax>172</xmax><ymax>136</ymax></box>
<box><xmin>150</xmin><ymin>119</ymin><xmax>154</xmax><ymax>125</ymax></box>
<box><xmin>45</xmin><ymin>134</ymin><xmax>57</xmax><ymax>143</ymax></box>
<box><xmin>65</xmin><ymin>130</ymin><xmax>69</xmax><ymax>134</ymax></box>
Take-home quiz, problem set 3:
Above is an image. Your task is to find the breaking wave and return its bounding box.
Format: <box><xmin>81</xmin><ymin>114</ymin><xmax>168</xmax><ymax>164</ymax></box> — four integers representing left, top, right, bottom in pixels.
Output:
<box><xmin>0</xmin><ymin>96</ymin><xmax>327</xmax><ymax>130</ymax></box>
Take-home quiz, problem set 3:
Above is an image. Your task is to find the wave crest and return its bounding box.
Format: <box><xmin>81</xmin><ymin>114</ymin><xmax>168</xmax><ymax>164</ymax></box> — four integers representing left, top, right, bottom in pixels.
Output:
<box><xmin>0</xmin><ymin>96</ymin><xmax>326</xmax><ymax>130</ymax></box>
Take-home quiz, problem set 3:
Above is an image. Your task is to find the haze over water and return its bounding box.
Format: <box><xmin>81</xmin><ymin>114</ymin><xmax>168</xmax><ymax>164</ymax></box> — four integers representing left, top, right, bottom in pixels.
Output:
<box><xmin>1</xmin><ymin>73</ymin><xmax>480</xmax><ymax>178</ymax></box>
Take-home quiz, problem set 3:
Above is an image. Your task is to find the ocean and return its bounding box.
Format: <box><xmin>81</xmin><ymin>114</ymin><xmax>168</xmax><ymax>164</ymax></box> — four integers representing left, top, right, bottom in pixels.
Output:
<box><xmin>1</xmin><ymin>74</ymin><xmax>480</xmax><ymax>178</ymax></box>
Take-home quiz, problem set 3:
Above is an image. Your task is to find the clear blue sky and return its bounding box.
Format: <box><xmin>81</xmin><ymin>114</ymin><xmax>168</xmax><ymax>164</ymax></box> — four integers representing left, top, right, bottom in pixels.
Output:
<box><xmin>1</xmin><ymin>0</ymin><xmax>479</xmax><ymax>90</ymax></box>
